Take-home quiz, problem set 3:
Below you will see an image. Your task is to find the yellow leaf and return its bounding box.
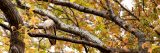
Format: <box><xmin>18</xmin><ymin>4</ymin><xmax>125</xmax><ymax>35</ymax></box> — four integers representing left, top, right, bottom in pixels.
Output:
<box><xmin>142</xmin><ymin>42</ymin><xmax>151</xmax><ymax>49</ymax></box>
<box><xmin>29</xmin><ymin>16</ymin><xmax>40</xmax><ymax>26</ymax></box>
<box><xmin>22</xmin><ymin>15</ymin><xmax>29</xmax><ymax>21</ymax></box>
<box><xmin>151</xmin><ymin>45</ymin><xmax>160</xmax><ymax>53</ymax></box>
<box><xmin>70</xmin><ymin>0</ymin><xmax>76</xmax><ymax>2</ymax></box>
<box><xmin>29</xmin><ymin>8</ymin><xmax>34</xmax><ymax>16</ymax></box>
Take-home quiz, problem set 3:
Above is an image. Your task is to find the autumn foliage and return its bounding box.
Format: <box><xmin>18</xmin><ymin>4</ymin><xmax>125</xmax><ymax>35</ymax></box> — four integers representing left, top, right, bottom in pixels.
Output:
<box><xmin>0</xmin><ymin>0</ymin><xmax>160</xmax><ymax>53</ymax></box>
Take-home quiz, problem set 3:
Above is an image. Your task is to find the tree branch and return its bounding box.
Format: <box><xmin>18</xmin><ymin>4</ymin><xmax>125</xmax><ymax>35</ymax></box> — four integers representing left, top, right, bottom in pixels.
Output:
<box><xmin>28</xmin><ymin>33</ymin><xmax>111</xmax><ymax>52</ymax></box>
<box><xmin>106</xmin><ymin>0</ymin><xmax>147</xmax><ymax>53</ymax></box>
<box><xmin>0</xmin><ymin>0</ymin><xmax>25</xmax><ymax>53</ymax></box>
<box><xmin>39</xmin><ymin>0</ymin><xmax>108</xmax><ymax>18</ymax></box>
<box><xmin>113</xmin><ymin>0</ymin><xmax>139</xmax><ymax>21</ymax></box>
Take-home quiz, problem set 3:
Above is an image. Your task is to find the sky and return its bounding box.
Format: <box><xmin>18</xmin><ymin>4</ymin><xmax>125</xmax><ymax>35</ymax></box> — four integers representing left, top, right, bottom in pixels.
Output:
<box><xmin>121</xmin><ymin>0</ymin><xmax>135</xmax><ymax>10</ymax></box>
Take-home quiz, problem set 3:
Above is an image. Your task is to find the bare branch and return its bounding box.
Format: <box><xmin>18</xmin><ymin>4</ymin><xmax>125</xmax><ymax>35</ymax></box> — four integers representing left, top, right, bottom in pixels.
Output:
<box><xmin>0</xmin><ymin>0</ymin><xmax>25</xmax><ymax>53</ymax></box>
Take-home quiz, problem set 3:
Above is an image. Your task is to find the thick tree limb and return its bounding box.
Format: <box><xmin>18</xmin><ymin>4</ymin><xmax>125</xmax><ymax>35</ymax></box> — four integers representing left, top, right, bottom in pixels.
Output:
<box><xmin>0</xmin><ymin>0</ymin><xmax>25</xmax><ymax>53</ymax></box>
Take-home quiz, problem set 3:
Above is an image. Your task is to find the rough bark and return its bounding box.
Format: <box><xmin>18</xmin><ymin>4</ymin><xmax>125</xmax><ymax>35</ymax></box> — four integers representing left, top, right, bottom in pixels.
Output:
<box><xmin>0</xmin><ymin>0</ymin><xmax>24</xmax><ymax>53</ymax></box>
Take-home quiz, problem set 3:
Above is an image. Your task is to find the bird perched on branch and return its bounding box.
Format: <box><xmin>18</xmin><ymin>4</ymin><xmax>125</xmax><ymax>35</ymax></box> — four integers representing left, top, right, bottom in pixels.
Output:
<box><xmin>39</xmin><ymin>18</ymin><xmax>56</xmax><ymax>45</ymax></box>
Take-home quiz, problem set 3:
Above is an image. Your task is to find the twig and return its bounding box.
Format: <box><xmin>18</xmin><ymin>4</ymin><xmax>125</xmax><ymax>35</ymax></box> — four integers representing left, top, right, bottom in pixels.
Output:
<box><xmin>113</xmin><ymin>0</ymin><xmax>139</xmax><ymax>21</ymax></box>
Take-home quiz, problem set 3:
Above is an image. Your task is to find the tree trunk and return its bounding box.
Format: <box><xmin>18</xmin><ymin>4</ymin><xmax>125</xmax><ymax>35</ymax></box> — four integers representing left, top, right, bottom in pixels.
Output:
<box><xmin>0</xmin><ymin>0</ymin><xmax>24</xmax><ymax>53</ymax></box>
